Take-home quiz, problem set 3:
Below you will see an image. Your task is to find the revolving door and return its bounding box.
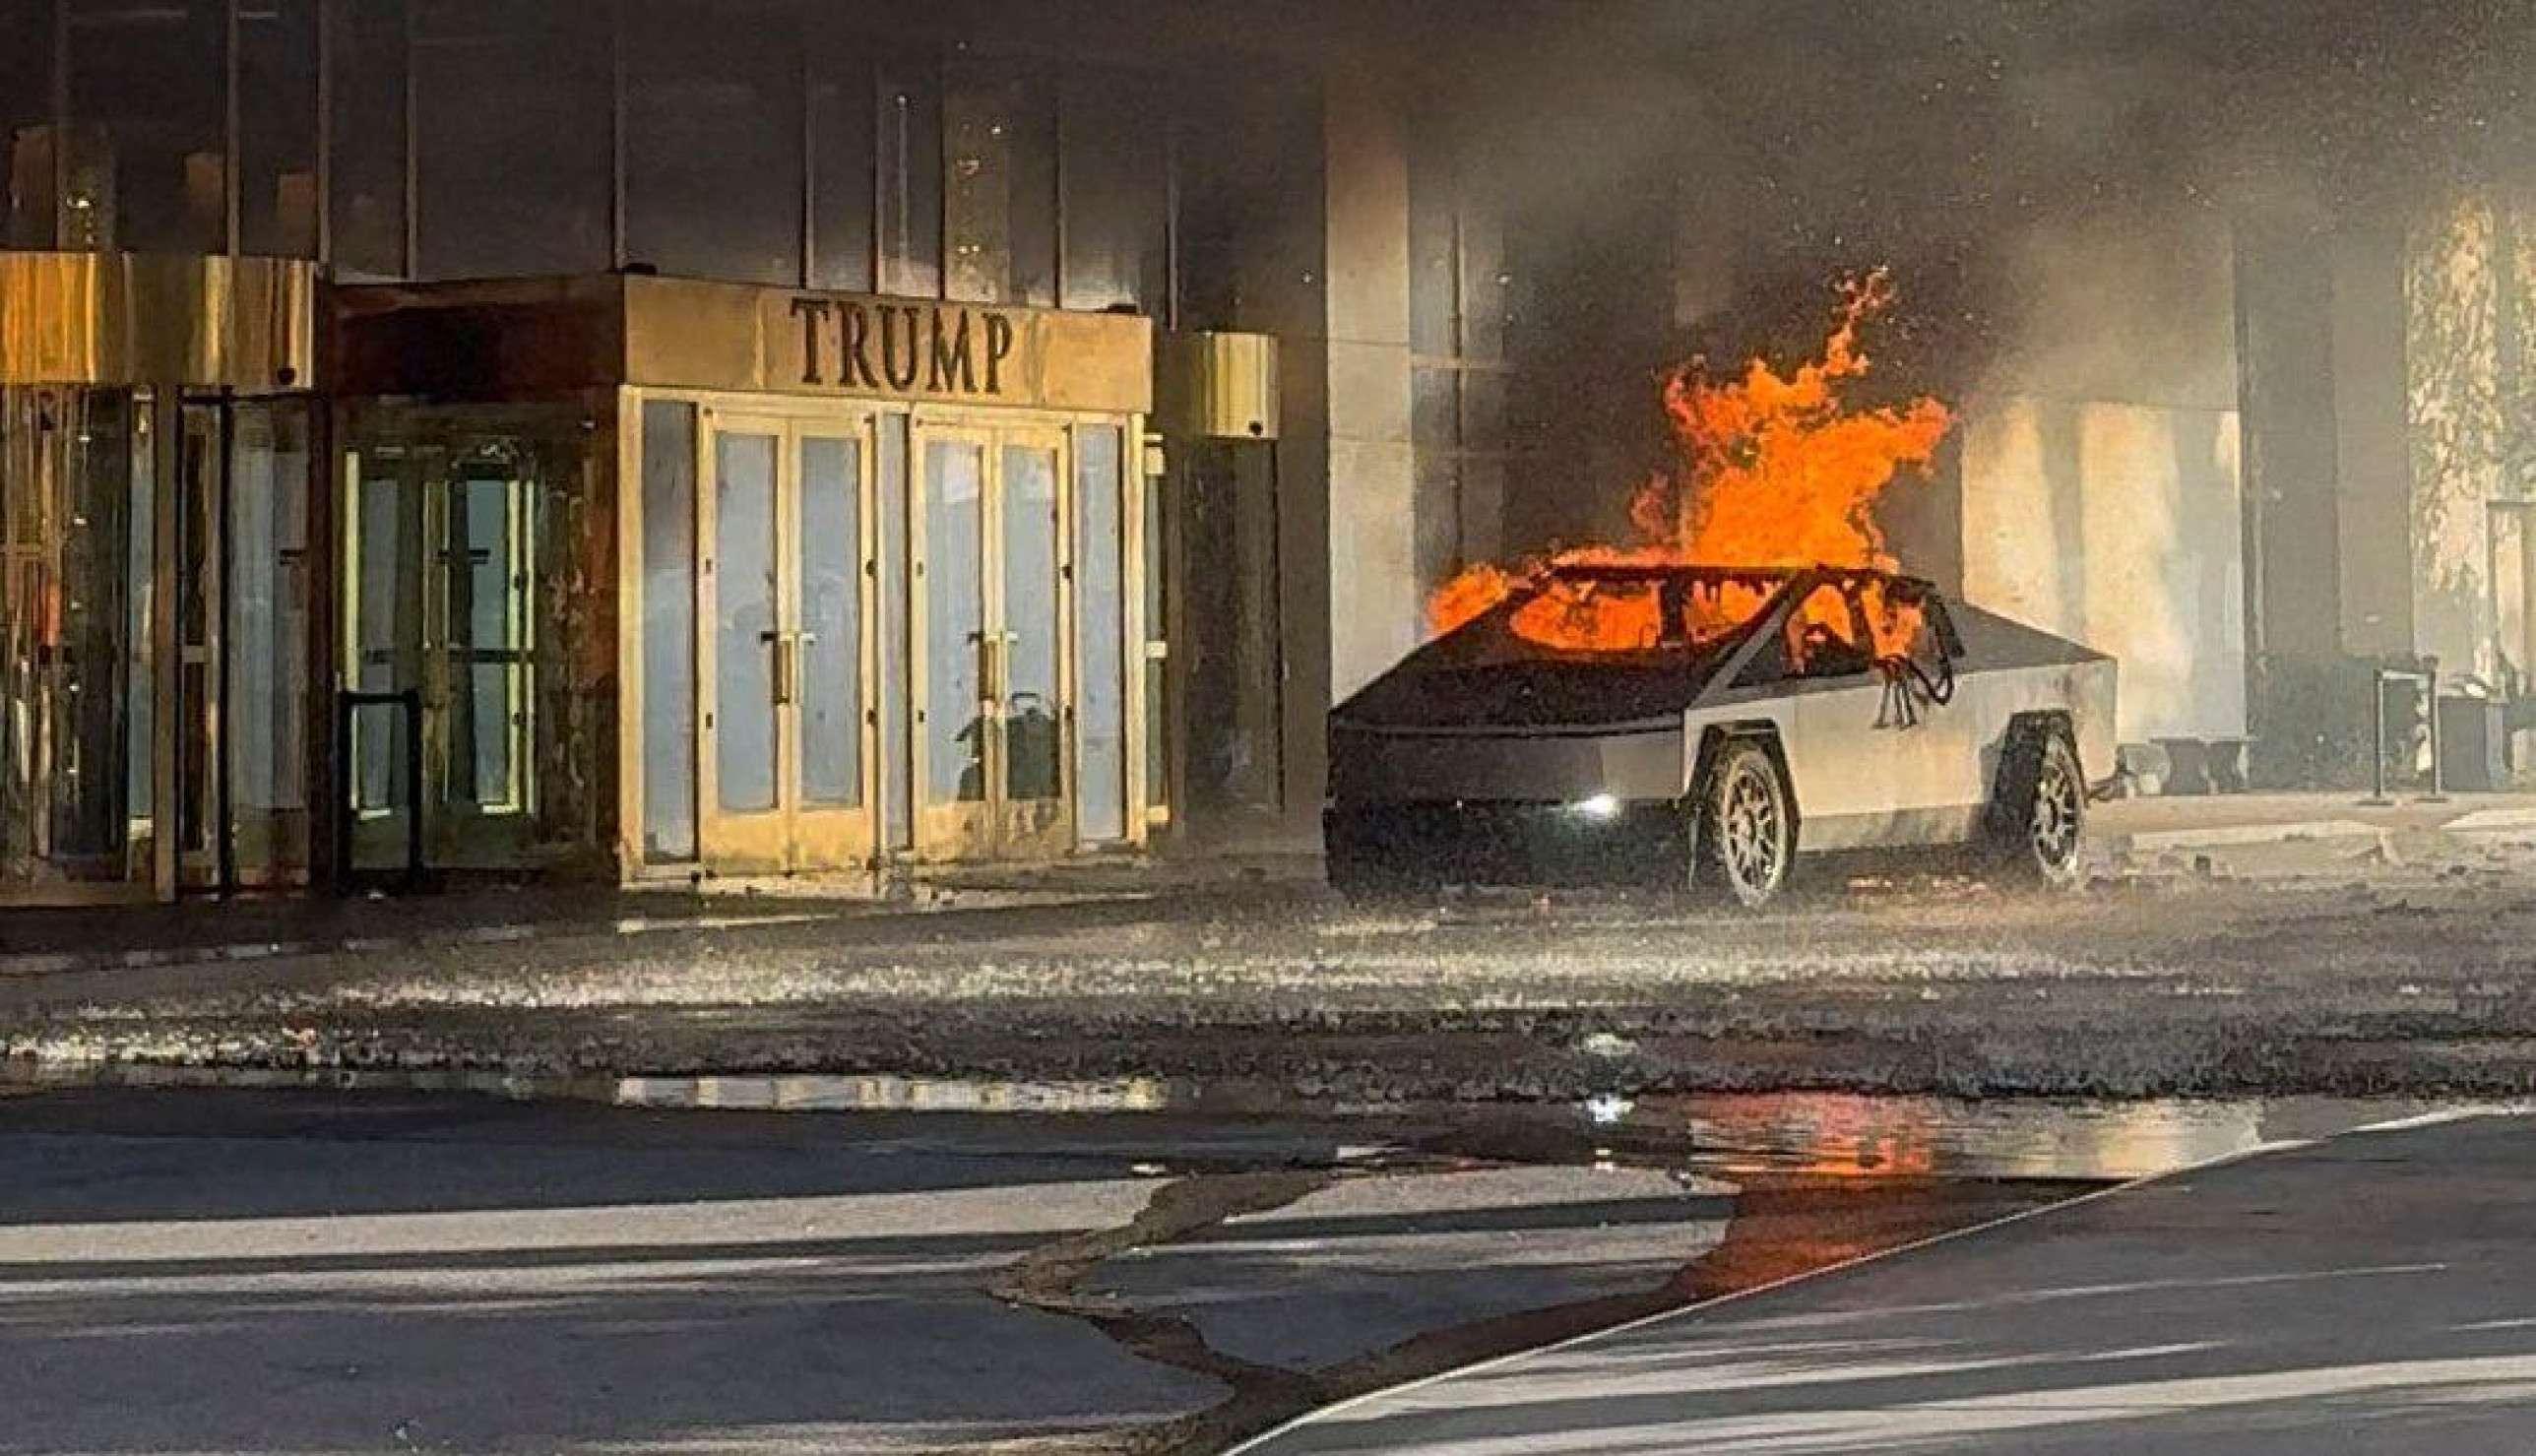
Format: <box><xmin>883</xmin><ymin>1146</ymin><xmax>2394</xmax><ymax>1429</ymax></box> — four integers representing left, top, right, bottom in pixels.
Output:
<box><xmin>340</xmin><ymin>403</ymin><xmax>611</xmax><ymax>875</ymax></box>
<box><xmin>0</xmin><ymin>387</ymin><xmax>315</xmax><ymax>901</ymax></box>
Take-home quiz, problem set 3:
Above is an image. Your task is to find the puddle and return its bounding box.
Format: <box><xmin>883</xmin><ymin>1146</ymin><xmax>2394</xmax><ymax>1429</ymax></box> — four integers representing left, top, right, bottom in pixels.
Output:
<box><xmin>6</xmin><ymin>1057</ymin><xmax>2512</xmax><ymax>1185</ymax></box>
<box><xmin>1606</xmin><ymin>1092</ymin><xmax>2513</xmax><ymax>1181</ymax></box>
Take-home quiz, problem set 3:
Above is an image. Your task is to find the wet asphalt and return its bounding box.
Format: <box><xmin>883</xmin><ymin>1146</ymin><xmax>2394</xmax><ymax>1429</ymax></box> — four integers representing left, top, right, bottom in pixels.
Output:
<box><xmin>0</xmin><ymin>1084</ymin><xmax>2096</xmax><ymax>1455</ymax></box>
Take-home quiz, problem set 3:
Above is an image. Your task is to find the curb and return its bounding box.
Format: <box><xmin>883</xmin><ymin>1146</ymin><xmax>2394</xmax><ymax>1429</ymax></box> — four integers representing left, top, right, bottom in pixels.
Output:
<box><xmin>2104</xmin><ymin>818</ymin><xmax>2387</xmax><ymax>855</ymax></box>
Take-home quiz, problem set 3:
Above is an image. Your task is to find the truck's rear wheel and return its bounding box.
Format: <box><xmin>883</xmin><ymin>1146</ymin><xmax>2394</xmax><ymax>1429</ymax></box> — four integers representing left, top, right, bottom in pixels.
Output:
<box><xmin>1992</xmin><ymin>724</ymin><xmax>2086</xmax><ymax>890</ymax></box>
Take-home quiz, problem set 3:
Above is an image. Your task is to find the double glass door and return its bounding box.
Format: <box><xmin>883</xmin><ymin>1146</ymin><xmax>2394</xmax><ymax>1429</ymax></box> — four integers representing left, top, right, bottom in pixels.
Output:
<box><xmin>699</xmin><ymin>411</ymin><xmax>874</xmax><ymax>872</ymax></box>
<box><xmin>914</xmin><ymin>420</ymin><xmax>1071</xmax><ymax>860</ymax></box>
<box><xmin>347</xmin><ymin>436</ymin><xmax>547</xmax><ymax>868</ymax></box>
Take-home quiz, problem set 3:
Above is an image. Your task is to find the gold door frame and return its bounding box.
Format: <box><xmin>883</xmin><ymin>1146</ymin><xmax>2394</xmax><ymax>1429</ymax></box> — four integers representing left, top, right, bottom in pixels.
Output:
<box><xmin>341</xmin><ymin>408</ymin><xmax>576</xmax><ymax>874</ymax></box>
<box><xmin>694</xmin><ymin>400</ymin><xmax>881</xmax><ymax>876</ymax></box>
<box><xmin>617</xmin><ymin>391</ymin><xmax>1143</xmax><ymax>879</ymax></box>
<box><xmin>911</xmin><ymin>411</ymin><xmax>1079</xmax><ymax>863</ymax></box>
<box><xmin>991</xmin><ymin>421</ymin><xmax>1075</xmax><ymax>860</ymax></box>
<box><xmin>910</xmin><ymin>418</ymin><xmax>1000</xmax><ymax>861</ymax></box>
<box><xmin>788</xmin><ymin>414</ymin><xmax>882</xmax><ymax>870</ymax></box>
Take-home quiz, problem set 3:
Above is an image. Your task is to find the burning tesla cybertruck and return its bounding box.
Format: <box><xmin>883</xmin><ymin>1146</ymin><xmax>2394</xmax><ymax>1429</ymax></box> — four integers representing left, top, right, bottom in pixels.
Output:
<box><xmin>1326</xmin><ymin>564</ymin><xmax>2116</xmax><ymax>907</ymax></box>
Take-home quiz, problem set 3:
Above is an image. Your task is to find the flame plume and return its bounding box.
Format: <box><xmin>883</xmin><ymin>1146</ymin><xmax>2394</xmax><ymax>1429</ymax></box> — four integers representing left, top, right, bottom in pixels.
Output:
<box><xmin>1427</xmin><ymin>271</ymin><xmax>1955</xmax><ymax>657</ymax></box>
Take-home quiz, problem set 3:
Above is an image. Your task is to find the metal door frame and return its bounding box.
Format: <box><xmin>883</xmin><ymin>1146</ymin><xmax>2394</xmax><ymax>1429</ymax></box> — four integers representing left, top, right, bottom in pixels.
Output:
<box><xmin>694</xmin><ymin>401</ymin><xmax>882</xmax><ymax>875</ymax></box>
<box><xmin>909</xmin><ymin>411</ymin><xmax>1078</xmax><ymax>862</ymax></box>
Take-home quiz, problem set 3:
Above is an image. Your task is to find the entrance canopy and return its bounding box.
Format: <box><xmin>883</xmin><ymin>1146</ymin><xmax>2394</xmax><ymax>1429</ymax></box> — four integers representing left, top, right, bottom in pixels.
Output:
<box><xmin>0</xmin><ymin>252</ymin><xmax>316</xmax><ymax>391</ymax></box>
<box><xmin>331</xmin><ymin>274</ymin><xmax>1152</xmax><ymax>414</ymax></box>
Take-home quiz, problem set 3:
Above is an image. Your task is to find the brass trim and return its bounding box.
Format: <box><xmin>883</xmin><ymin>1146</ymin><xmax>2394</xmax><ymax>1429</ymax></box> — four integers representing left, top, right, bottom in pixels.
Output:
<box><xmin>0</xmin><ymin>252</ymin><xmax>318</xmax><ymax>390</ymax></box>
<box><xmin>1155</xmin><ymin>329</ymin><xmax>1280</xmax><ymax>441</ymax></box>
<box><xmin>625</xmin><ymin>275</ymin><xmax>1153</xmax><ymax>414</ymax></box>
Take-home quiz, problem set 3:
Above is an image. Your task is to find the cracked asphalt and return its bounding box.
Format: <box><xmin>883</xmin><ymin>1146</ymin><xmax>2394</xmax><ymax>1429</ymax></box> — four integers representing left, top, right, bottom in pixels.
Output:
<box><xmin>0</xmin><ymin>1087</ymin><xmax>2073</xmax><ymax>1456</ymax></box>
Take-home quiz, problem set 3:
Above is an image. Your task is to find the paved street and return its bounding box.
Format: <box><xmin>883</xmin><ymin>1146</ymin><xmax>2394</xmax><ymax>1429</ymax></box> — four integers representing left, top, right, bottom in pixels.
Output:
<box><xmin>0</xmin><ymin>1088</ymin><xmax>2065</xmax><ymax>1455</ymax></box>
<box><xmin>5</xmin><ymin>799</ymin><xmax>2536</xmax><ymax>1102</ymax></box>
<box><xmin>1239</xmin><ymin>1109</ymin><xmax>2536</xmax><ymax>1455</ymax></box>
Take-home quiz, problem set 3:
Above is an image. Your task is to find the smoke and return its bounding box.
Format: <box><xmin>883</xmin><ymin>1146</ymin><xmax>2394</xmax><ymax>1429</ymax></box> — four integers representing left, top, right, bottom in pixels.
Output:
<box><xmin>1354</xmin><ymin>0</ymin><xmax>2535</xmax><ymax>556</ymax></box>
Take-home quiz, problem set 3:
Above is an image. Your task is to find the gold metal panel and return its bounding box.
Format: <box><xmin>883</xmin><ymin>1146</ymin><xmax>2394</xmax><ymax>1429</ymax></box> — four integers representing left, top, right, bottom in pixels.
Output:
<box><xmin>330</xmin><ymin>276</ymin><xmax>625</xmax><ymax>400</ymax></box>
<box><xmin>0</xmin><ymin>252</ymin><xmax>316</xmax><ymax>389</ymax></box>
<box><xmin>1156</xmin><ymin>330</ymin><xmax>1281</xmax><ymax>440</ymax></box>
<box><xmin>622</xmin><ymin>275</ymin><xmax>1153</xmax><ymax>415</ymax></box>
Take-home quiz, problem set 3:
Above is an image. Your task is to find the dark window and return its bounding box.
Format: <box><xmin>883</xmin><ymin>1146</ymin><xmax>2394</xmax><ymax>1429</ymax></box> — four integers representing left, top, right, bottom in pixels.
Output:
<box><xmin>875</xmin><ymin>50</ymin><xmax>940</xmax><ymax>297</ymax></box>
<box><xmin>0</xmin><ymin>0</ymin><xmax>53</xmax><ymax>248</ymax></box>
<box><xmin>1408</xmin><ymin>147</ymin><xmax>1457</xmax><ymax>358</ymax></box>
<box><xmin>1173</xmin><ymin>69</ymin><xmax>1318</xmax><ymax>335</ymax></box>
<box><xmin>412</xmin><ymin>0</ymin><xmax>609</xmax><ymax>279</ymax></box>
<box><xmin>623</xmin><ymin>1</ymin><xmax>800</xmax><ymax>285</ymax></box>
<box><xmin>1408</xmin><ymin>122</ymin><xmax>1513</xmax><ymax>590</ymax></box>
<box><xmin>67</xmin><ymin>0</ymin><xmax>227</xmax><ymax>252</ymax></box>
<box><xmin>327</xmin><ymin>0</ymin><xmax>408</xmax><ymax>279</ymax></box>
<box><xmin>1059</xmin><ymin>69</ymin><xmax>1166</xmax><ymax>313</ymax></box>
<box><xmin>805</xmin><ymin>29</ymin><xmax>873</xmax><ymax>292</ymax></box>
<box><xmin>239</xmin><ymin>0</ymin><xmax>319</xmax><ymax>256</ymax></box>
<box><xmin>942</xmin><ymin>58</ymin><xmax>1052</xmax><ymax>306</ymax></box>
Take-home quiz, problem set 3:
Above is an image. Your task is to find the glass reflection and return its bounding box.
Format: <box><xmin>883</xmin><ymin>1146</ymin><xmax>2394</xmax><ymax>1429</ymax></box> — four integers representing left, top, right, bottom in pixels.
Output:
<box><xmin>342</xmin><ymin>405</ymin><xmax>605</xmax><ymax>871</ymax></box>
<box><xmin>1074</xmin><ymin>427</ymin><xmax>1127</xmax><ymax>842</ymax></box>
<box><xmin>1001</xmin><ymin>444</ymin><xmax>1060</xmax><ymax>800</ymax></box>
<box><xmin>714</xmin><ymin>431</ymin><xmax>778</xmax><ymax>814</ymax></box>
<box><xmin>67</xmin><ymin>0</ymin><xmax>226</xmax><ymax>253</ymax></box>
<box><xmin>798</xmin><ymin>435</ymin><xmax>861</xmax><ymax>807</ymax></box>
<box><xmin>639</xmin><ymin>402</ymin><xmax>697</xmax><ymax>861</ymax></box>
<box><xmin>923</xmin><ymin>439</ymin><xmax>983</xmax><ymax>804</ymax></box>
<box><xmin>877</xmin><ymin>60</ymin><xmax>942</xmax><ymax>298</ymax></box>
<box><xmin>227</xmin><ymin>403</ymin><xmax>311</xmax><ymax>879</ymax></box>
<box><xmin>0</xmin><ymin>388</ymin><xmax>147</xmax><ymax>887</ymax></box>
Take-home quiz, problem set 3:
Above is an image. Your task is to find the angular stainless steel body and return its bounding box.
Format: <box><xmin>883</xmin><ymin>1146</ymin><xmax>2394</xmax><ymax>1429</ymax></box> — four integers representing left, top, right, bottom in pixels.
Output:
<box><xmin>1327</xmin><ymin>566</ymin><xmax>2116</xmax><ymax>883</ymax></box>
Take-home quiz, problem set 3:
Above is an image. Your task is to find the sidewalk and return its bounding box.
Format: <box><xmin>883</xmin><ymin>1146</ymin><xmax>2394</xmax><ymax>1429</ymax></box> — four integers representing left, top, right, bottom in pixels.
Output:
<box><xmin>2090</xmin><ymin>790</ymin><xmax>2536</xmax><ymax>874</ymax></box>
<box><xmin>0</xmin><ymin>846</ymin><xmax>1337</xmax><ymax>981</ymax></box>
<box><xmin>1236</xmin><ymin>1108</ymin><xmax>2536</xmax><ymax>1455</ymax></box>
<box><xmin>0</xmin><ymin>868</ymin><xmax>1198</xmax><ymax>981</ymax></box>
<box><xmin>0</xmin><ymin>795</ymin><xmax>2526</xmax><ymax>981</ymax></box>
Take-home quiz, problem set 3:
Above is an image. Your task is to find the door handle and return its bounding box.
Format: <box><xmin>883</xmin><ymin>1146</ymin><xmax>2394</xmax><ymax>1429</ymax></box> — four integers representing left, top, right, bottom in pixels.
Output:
<box><xmin>763</xmin><ymin>631</ymin><xmax>797</xmax><ymax>706</ymax></box>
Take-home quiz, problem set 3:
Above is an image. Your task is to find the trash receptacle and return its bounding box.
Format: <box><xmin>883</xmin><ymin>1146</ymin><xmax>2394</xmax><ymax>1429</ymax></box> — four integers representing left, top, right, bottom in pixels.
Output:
<box><xmin>2440</xmin><ymin>694</ymin><xmax>2507</xmax><ymax>791</ymax></box>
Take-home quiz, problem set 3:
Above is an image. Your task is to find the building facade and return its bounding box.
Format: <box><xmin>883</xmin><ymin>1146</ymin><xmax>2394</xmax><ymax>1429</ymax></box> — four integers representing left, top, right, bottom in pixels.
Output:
<box><xmin>0</xmin><ymin>0</ymin><xmax>1353</xmax><ymax>902</ymax></box>
<box><xmin>2</xmin><ymin>0</ymin><xmax>2522</xmax><ymax>906</ymax></box>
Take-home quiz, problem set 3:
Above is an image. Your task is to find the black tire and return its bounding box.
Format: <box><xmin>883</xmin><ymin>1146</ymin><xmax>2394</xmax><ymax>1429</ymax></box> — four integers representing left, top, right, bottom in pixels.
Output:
<box><xmin>1991</xmin><ymin>723</ymin><xmax>2086</xmax><ymax>890</ymax></box>
<box><xmin>1324</xmin><ymin>813</ymin><xmax>1426</xmax><ymax>904</ymax></box>
<box><xmin>1697</xmin><ymin>738</ymin><xmax>1796</xmax><ymax>909</ymax></box>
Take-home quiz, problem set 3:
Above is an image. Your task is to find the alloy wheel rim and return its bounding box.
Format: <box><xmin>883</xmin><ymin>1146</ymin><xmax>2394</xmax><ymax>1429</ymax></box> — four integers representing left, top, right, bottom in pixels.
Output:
<box><xmin>2032</xmin><ymin>753</ymin><xmax>2080</xmax><ymax>866</ymax></box>
<box><xmin>1723</xmin><ymin>763</ymin><xmax>1783</xmax><ymax>892</ymax></box>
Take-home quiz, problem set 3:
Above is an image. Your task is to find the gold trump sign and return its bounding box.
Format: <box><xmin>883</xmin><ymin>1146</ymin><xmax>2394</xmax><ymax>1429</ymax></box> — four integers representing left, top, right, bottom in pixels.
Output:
<box><xmin>620</xmin><ymin>276</ymin><xmax>1152</xmax><ymax>414</ymax></box>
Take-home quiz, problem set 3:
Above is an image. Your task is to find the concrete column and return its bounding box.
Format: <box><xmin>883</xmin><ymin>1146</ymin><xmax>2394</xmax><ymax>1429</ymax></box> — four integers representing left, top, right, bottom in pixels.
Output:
<box><xmin>1318</xmin><ymin>66</ymin><xmax>1418</xmax><ymax>704</ymax></box>
<box><xmin>2331</xmin><ymin>222</ymin><xmax>2419</xmax><ymax>660</ymax></box>
<box><xmin>2237</xmin><ymin>212</ymin><xmax>2359</xmax><ymax>782</ymax></box>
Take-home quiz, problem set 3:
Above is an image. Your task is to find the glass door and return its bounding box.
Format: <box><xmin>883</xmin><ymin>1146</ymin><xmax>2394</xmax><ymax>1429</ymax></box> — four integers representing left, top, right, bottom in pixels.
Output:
<box><xmin>698</xmin><ymin>409</ymin><xmax>876</xmax><ymax>873</ymax></box>
<box><xmin>223</xmin><ymin>402</ymin><xmax>314</xmax><ymax>887</ymax></box>
<box><xmin>0</xmin><ymin>388</ymin><xmax>155</xmax><ymax>897</ymax></box>
<box><xmin>342</xmin><ymin>403</ymin><xmax>609</xmax><ymax>879</ymax></box>
<box><xmin>914</xmin><ymin>425</ymin><xmax>991</xmax><ymax>858</ymax></box>
<box><xmin>172</xmin><ymin>398</ymin><xmax>315</xmax><ymax>891</ymax></box>
<box><xmin>346</xmin><ymin>434</ymin><xmax>551</xmax><ymax>870</ymax></box>
<box><xmin>996</xmin><ymin>427</ymin><xmax>1070</xmax><ymax>856</ymax></box>
<box><xmin>911</xmin><ymin>418</ymin><xmax>1073</xmax><ymax>861</ymax></box>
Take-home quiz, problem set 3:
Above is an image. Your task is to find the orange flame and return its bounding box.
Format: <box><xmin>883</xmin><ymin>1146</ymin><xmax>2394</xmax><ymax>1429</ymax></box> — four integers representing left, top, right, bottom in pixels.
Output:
<box><xmin>1426</xmin><ymin>271</ymin><xmax>1954</xmax><ymax>658</ymax></box>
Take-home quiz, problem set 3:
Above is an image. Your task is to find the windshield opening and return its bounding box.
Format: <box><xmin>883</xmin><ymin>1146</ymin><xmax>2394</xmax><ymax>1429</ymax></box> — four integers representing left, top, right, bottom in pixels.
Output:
<box><xmin>1503</xmin><ymin>570</ymin><xmax>1783</xmax><ymax>656</ymax></box>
